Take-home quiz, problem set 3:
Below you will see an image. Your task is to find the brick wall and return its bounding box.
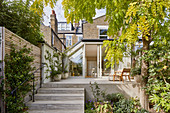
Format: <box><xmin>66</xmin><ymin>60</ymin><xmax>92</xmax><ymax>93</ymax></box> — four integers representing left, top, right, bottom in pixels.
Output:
<box><xmin>72</xmin><ymin>34</ymin><xmax>78</xmax><ymax>45</ymax></box>
<box><xmin>58</xmin><ymin>33</ymin><xmax>79</xmax><ymax>47</ymax></box>
<box><xmin>41</xmin><ymin>25</ymin><xmax>65</xmax><ymax>52</ymax></box>
<box><xmin>52</xmin><ymin>31</ymin><xmax>63</xmax><ymax>51</ymax></box>
<box><xmin>40</xmin><ymin>25</ymin><xmax>52</xmax><ymax>46</ymax></box>
<box><xmin>83</xmin><ymin>15</ymin><xmax>108</xmax><ymax>39</ymax></box>
<box><xmin>5</xmin><ymin>28</ymin><xmax>41</xmax><ymax>89</ymax></box>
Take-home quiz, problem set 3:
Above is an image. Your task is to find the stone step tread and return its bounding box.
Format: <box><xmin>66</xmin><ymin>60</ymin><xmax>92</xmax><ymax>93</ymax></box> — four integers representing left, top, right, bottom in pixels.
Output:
<box><xmin>35</xmin><ymin>94</ymin><xmax>84</xmax><ymax>97</ymax></box>
<box><xmin>39</xmin><ymin>88</ymin><xmax>84</xmax><ymax>91</ymax></box>
<box><xmin>27</xmin><ymin>110</ymin><xmax>83</xmax><ymax>113</ymax></box>
<box><xmin>27</xmin><ymin>100</ymin><xmax>84</xmax><ymax>105</ymax></box>
<box><xmin>43</xmin><ymin>82</ymin><xmax>88</xmax><ymax>85</ymax></box>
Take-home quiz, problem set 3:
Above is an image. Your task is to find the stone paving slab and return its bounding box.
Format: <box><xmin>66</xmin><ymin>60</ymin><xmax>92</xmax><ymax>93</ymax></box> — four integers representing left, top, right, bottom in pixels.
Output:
<box><xmin>28</xmin><ymin>110</ymin><xmax>84</xmax><ymax>113</ymax></box>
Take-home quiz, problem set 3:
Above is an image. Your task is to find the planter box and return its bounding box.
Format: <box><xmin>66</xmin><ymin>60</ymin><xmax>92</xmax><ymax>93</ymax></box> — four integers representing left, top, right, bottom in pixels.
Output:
<box><xmin>54</xmin><ymin>74</ymin><xmax>62</xmax><ymax>81</ymax></box>
<box><xmin>62</xmin><ymin>73</ymin><xmax>69</xmax><ymax>79</ymax></box>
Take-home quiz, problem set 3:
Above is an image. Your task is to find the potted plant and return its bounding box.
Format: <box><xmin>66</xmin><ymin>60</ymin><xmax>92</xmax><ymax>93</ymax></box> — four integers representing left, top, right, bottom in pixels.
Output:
<box><xmin>61</xmin><ymin>52</ymin><xmax>69</xmax><ymax>79</ymax></box>
<box><xmin>45</xmin><ymin>50</ymin><xmax>62</xmax><ymax>82</ymax></box>
<box><xmin>53</xmin><ymin>70</ymin><xmax>62</xmax><ymax>81</ymax></box>
<box><xmin>131</xmin><ymin>67</ymin><xmax>142</xmax><ymax>82</ymax></box>
<box><xmin>62</xmin><ymin>69</ymin><xmax>69</xmax><ymax>79</ymax></box>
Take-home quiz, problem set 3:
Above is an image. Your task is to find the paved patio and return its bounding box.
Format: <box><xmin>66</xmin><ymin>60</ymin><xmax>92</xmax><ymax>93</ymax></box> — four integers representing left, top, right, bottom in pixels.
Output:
<box><xmin>43</xmin><ymin>76</ymin><xmax>139</xmax><ymax>100</ymax></box>
<box><xmin>55</xmin><ymin>76</ymin><xmax>136</xmax><ymax>84</ymax></box>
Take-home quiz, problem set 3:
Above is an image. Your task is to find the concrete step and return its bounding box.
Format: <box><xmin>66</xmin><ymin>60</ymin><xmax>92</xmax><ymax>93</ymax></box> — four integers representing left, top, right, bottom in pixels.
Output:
<box><xmin>27</xmin><ymin>85</ymin><xmax>85</xmax><ymax>112</ymax></box>
<box><xmin>34</xmin><ymin>94</ymin><xmax>84</xmax><ymax>101</ymax></box>
<box><xmin>42</xmin><ymin>82</ymin><xmax>88</xmax><ymax>88</ymax></box>
<box><xmin>28</xmin><ymin>109</ymin><xmax>83</xmax><ymax>113</ymax></box>
<box><xmin>38</xmin><ymin>88</ymin><xmax>84</xmax><ymax>94</ymax></box>
<box><xmin>26</xmin><ymin>100</ymin><xmax>84</xmax><ymax>110</ymax></box>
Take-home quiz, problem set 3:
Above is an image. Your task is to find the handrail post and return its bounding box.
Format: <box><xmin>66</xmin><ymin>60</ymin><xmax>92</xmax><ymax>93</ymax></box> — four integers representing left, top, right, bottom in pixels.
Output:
<box><xmin>32</xmin><ymin>73</ymin><xmax>35</xmax><ymax>102</ymax></box>
<box><xmin>11</xmin><ymin>65</ymin><xmax>46</xmax><ymax>103</ymax></box>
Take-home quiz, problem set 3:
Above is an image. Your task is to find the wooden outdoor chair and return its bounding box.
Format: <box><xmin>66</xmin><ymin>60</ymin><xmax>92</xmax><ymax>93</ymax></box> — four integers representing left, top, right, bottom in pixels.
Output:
<box><xmin>109</xmin><ymin>68</ymin><xmax>131</xmax><ymax>82</ymax></box>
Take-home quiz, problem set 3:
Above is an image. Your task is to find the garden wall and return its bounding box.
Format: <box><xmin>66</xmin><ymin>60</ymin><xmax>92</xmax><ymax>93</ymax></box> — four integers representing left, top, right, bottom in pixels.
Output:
<box><xmin>41</xmin><ymin>42</ymin><xmax>59</xmax><ymax>83</ymax></box>
<box><xmin>2</xmin><ymin>28</ymin><xmax>41</xmax><ymax>103</ymax></box>
<box><xmin>4</xmin><ymin>28</ymin><xmax>41</xmax><ymax>88</ymax></box>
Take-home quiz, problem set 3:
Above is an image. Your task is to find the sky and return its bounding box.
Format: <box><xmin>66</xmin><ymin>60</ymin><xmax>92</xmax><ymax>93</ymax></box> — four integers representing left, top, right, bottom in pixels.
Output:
<box><xmin>43</xmin><ymin>0</ymin><xmax>106</xmax><ymax>26</ymax></box>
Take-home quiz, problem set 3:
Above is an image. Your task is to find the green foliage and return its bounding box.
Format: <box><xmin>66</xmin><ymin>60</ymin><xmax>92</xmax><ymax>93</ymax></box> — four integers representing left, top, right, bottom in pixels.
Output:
<box><xmin>45</xmin><ymin>50</ymin><xmax>62</xmax><ymax>81</ymax></box>
<box><xmin>104</xmin><ymin>93</ymin><xmax>148</xmax><ymax>113</ymax></box>
<box><xmin>105</xmin><ymin>93</ymin><xmax>124</xmax><ymax>103</ymax></box>
<box><xmin>112</xmin><ymin>97</ymin><xmax>148</xmax><ymax>113</ymax></box>
<box><xmin>96</xmin><ymin>101</ymin><xmax>113</xmax><ymax>113</ymax></box>
<box><xmin>88</xmin><ymin>83</ymin><xmax>148</xmax><ymax>113</ymax></box>
<box><xmin>4</xmin><ymin>44</ymin><xmax>34</xmax><ymax>112</ymax></box>
<box><xmin>63</xmin><ymin>1</ymin><xmax>170</xmax><ymax>111</ymax></box>
<box><xmin>90</xmin><ymin>82</ymin><xmax>106</xmax><ymax>102</ymax></box>
<box><xmin>143</xmin><ymin>39</ymin><xmax>170</xmax><ymax>112</ymax></box>
<box><xmin>0</xmin><ymin>0</ymin><xmax>43</xmax><ymax>45</ymax></box>
<box><xmin>62</xmin><ymin>0</ymin><xmax>170</xmax><ymax>67</ymax></box>
<box><xmin>61</xmin><ymin>52</ymin><xmax>68</xmax><ymax>73</ymax></box>
<box><xmin>131</xmin><ymin>67</ymin><xmax>141</xmax><ymax>77</ymax></box>
<box><xmin>30</xmin><ymin>0</ymin><xmax>58</xmax><ymax>16</ymax></box>
<box><xmin>103</xmin><ymin>40</ymin><xmax>127</xmax><ymax>68</ymax></box>
<box><xmin>85</xmin><ymin>100</ymin><xmax>96</xmax><ymax>113</ymax></box>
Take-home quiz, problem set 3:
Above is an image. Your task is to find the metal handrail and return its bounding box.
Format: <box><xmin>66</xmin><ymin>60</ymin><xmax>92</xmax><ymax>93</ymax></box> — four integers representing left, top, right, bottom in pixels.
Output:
<box><xmin>11</xmin><ymin>63</ymin><xmax>46</xmax><ymax>102</ymax></box>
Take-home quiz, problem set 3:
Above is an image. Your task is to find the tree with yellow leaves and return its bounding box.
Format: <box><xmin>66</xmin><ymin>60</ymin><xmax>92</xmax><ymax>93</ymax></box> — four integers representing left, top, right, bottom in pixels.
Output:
<box><xmin>62</xmin><ymin>0</ymin><xmax>170</xmax><ymax>111</ymax></box>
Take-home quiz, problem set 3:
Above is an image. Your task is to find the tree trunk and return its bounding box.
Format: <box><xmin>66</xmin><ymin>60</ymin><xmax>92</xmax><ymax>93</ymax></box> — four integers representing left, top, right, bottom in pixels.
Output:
<box><xmin>140</xmin><ymin>37</ymin><xmax>150</xmax><ymax>110</ymax></box>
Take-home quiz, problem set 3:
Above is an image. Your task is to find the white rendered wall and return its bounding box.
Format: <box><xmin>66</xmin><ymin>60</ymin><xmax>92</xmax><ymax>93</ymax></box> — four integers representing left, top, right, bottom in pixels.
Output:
<box><xmin>41</xmin><ymin>43</ymin><xmax>58</xmax><ymax>83</ymax></box>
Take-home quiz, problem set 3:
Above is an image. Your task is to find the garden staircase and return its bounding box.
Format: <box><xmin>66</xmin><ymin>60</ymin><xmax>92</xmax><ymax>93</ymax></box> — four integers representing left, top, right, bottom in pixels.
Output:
<box><xmin>27</xmin><ymin>83</ymin><xmax>85</xmax><ymax>113</ymax></box>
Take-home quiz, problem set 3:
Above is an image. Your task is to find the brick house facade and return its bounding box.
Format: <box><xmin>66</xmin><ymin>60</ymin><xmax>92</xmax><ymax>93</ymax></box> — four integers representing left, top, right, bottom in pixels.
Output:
<box><xmin>83</xmin><ymin>15</ymin><xmax>109</xmax><ymax>39</ymax></box>
<box><xmin>40</xmin><ymin>11</ymin><xmax>66</xmax><ymax>52</ymax></box>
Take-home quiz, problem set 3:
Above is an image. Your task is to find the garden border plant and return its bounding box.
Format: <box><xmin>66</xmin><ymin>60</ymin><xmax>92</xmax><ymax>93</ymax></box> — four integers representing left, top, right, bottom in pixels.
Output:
<box><xmin>44</xmin><ymin>50</ymin><xmax>62</xmax><ymax>81</ymax></box>
<box><xmin>2</xmin><ymin>44</ymin><xmax>34</xmax><ymax>112</ymax></box>
<box><xmin>86</xmin><ymin>82</ymin><xmax>149</xmax><ymax>113</ymax></box>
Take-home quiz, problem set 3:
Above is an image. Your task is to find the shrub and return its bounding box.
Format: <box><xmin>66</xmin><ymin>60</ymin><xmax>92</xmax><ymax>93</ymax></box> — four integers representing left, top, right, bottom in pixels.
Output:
<box><xmin>88</xmin><ymin>82</ymin><xmax>149</xmax><ymax>113</ymax></box>
<box><xmin>4</xmin><ymin>45</ymin><xmax>34</xmax><ymax>112</ymax></box>
<box><xmin>85</xmin><ymin>100</ymin><xmax>96</xmax><ymax>113</ymax></box>
<box><xmin>105</xmin><ymin>93</ymin><xmax>124</xmax><ymax>103</ymax></box>
<box><xmin>0</xmin><ymin>0</ymin><xmax>43</xmax><ymax>46</ymax></box>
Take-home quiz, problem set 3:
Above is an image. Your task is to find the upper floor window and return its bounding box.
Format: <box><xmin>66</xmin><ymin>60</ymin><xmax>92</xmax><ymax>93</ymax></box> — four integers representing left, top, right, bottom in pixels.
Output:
<box><xmin>58</xmin><ymin>23</ymin><xmax>71</xmax><ymax>31</ymax></box>
<box><xmin>61</xmin><ymin>23</ymin><xmax>65</xmax><ymax>30</ymax></box>
<box><xmin>99</xmin><ymin>29</ymin><xmax>108</xmax><ymax>39</ymax></box>
<box><xmin>78</xmin><ymin>36</ymin><xmax>83</xmax><ymax>42</ymax></box>
<box><xmin>66</xmin><ymin>36</ymin><xmax>72</xmax><ymax>47</ymax></box>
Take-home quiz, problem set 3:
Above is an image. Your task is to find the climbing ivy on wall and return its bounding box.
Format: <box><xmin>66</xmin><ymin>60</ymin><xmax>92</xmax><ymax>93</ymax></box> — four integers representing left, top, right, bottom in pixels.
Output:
<box><xmin>3</xmin><ymin>44</ymin><xmax>34</xmax><ymax>112</ymax></box>
<box><xmin>143</xmin><ymin>39</ymin><xmax>170</xmax><ymax>112</ymax></box>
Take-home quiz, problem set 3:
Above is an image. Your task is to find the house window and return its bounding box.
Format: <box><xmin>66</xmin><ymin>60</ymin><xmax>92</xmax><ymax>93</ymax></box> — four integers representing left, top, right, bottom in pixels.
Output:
<box><xmin>78</xmin><ymin>36</ymin><xmax>83</xmax><ymax>42</ymax></box>
<box><xmin>58</xmin><ymin>23</ymin><xmax>61</xmax><ymax>30</ymax></box>
<box><xmin>61</xmin><ymin>23</ymin><xmax>66</xmax><ymax>30</ymax></box>
<box><xmin>51</xmin><ymin>34</ymin><xmax>54</xmax><ymax>46</ymax></box>
<box><xmin>58</xmin><ymin>23</ymin><xmax>71</xmax><ymax>31</ymax></box>
<box><xmin>66</xmin><ymin>23</ymin><xmax>71</xmax><ymax>30</ymax></box>
<box><xmin>99</xmin><ymin>29</ymin><xmax>108</xmax><ymax>39</ymax></box>
<box><xmin>66</xmin><ymin>36</ymin><xmax>72</xmax><ymax>47</ymax></box>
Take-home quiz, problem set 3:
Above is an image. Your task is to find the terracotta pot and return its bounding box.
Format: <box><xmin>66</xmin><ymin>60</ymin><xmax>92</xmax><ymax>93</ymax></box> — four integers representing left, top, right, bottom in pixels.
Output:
<box><xmin>61</xmin><ymin>73</ymin><xmax>69</xmax><ymax>79</ymax></box>
<box><xmin>54</xmin><ymin>74</ymin><xmax>62</xmax><ymax>81</ymax></box>
<box><xmin>134</xmin><ymin>75</ymin><xmax>142</xmax><ymax>83</ymax></box>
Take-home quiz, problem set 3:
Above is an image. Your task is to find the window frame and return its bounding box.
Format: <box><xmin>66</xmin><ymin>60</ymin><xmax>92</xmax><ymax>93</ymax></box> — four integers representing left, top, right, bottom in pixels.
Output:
<box><xmin>97</xmin><ymin>25</ymin><xmax>109</xmax><ymax>39</ymax></box>
<box><xmin>66</xmin><ymin>35</ymin><xmax>72</xmax><ymax>47</ymax></box>
<box><xmin>99</xmin><ymin>29</ymin><xmax>109</xmax><ymax>39</ymax></box>
<box><xmin>58</xmin><ymin>22</ymin><xmax>71</xmax><ymax>31</ymax></box>
<box><xmin>77</xmin><ymin>35</ymin><xmax>83</xmax><ymax>42</ymax></box>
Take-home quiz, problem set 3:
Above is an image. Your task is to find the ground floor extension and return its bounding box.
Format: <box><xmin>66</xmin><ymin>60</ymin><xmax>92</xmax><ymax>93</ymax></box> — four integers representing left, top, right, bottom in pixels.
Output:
<box><xmin>68</xmin><ymin>39</ymin><xmax>132</xmax><ymax>78</ymax></box>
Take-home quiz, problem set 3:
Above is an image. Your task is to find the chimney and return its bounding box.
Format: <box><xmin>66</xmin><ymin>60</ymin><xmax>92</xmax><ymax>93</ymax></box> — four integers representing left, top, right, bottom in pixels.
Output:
<box><xmin>73</xmin><ymin>21</ymin><xmax>79</xmax><ymax>33</ymax></box>
<box><xmin>50</xmin><ymin>10</ymin><xmax>58</xmax><ymax>34</ymax></box>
